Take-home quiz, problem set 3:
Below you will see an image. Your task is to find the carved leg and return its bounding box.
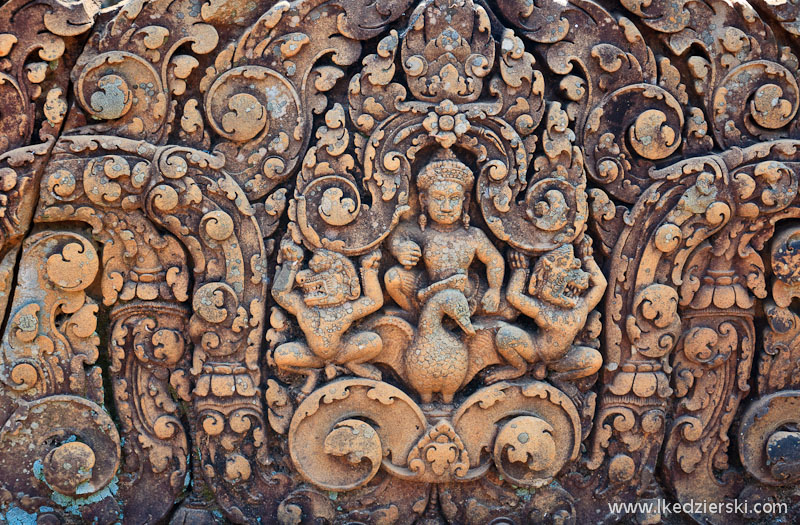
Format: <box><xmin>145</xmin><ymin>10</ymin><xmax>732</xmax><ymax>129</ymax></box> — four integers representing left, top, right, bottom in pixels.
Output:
<box><xmin>274</xmin><ymin>341</ymin><xmax>324</xmax><ymax>393</ymax></box>
<box><xmin>324</xmin><ymin>363</ymin><xmax>342</xmax><ymax>380</ymax></box>
<box><xmin>486</xmin><ymin>325</ymin><xmax>534</xmax><ymax>383</ymax></box>
<box><xmin>385</xmin><ymin>266</ymin><xmax>422</xmax><ymax>311</ymax></box>
<box><xmin>549</xmin><ymin>345</ymin><xmax>602</xmax><ymax>381</ymax></box>
<box><xmin>338</xmin><ymin>331</ymin><xmax>382</xmax><ymax>381</ymax></box>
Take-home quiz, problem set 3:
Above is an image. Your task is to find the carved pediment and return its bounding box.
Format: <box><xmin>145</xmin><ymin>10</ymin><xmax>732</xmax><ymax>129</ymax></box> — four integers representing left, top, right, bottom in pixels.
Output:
<box><xmin>0</xmin><ymin>0</ymin><xmax>799</xmax><ymax>523</ymax></box>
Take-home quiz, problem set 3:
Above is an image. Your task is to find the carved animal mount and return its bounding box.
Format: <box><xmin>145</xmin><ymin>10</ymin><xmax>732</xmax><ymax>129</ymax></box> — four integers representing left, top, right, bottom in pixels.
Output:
<box><xmin>401</xmin><ymin>289</ymin><xmax>476</xmax><ymax>404</ymax></box>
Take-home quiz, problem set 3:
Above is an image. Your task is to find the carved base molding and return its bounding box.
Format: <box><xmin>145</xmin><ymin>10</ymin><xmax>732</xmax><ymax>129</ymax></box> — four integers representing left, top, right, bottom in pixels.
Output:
<box><xmin>0</xmin><ymin>0</ymin><xmax>799</xmax><ymax>523</ymax></box>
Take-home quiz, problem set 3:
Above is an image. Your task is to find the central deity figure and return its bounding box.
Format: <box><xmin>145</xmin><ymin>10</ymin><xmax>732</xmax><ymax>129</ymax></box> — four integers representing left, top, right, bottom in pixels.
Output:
<box><xmin>382</xmin><ymin>150</ymin><xmax>505</xmax><ymax>403</ymax></box>
<box><xmin>385</xmin><ymin>149</ymin><xmax>505</xmax><ymax>315</ymax></box>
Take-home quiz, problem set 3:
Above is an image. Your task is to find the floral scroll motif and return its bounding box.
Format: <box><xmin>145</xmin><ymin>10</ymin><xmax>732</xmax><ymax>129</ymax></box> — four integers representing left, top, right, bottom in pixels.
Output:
<box><xmin>1</xmin><ymin>0</ymin><xmax>800</xmax><ymax>523</ymax></box>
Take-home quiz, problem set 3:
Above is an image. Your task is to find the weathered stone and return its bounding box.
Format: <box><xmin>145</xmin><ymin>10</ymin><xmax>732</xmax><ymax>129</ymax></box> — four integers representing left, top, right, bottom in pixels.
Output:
<box><xmin>0</xmin><ymin>0</ymin><xmax>799</xmax><ymax>523</ymax></box>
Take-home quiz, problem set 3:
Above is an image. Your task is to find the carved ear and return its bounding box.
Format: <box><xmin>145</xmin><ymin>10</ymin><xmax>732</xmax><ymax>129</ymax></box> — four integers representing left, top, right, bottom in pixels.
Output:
<box><xmin>348</xmin><ymin>277</ymin><xmax>361</xmax><ymax>300</ymax></box>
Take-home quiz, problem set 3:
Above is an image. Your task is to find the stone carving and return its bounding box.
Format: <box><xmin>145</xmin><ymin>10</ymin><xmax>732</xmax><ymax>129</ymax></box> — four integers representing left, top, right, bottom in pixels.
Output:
<box><xmin>271</xmin><ymin>240</ymin><xmax>384</xmax><ymax>395</ymax></box>
<box><xmin>0</xmin><ymin>0</ymin><xmax>799</xmax><ymax>523</ymax></box>
<box><xmin>384</xmin><ymin>150</ymin><xmax>504</xmax><ymax>318</ymax></box>
<box><xmin>489</xmin><ymin>242</ymin><xmax>605</xmax><ymax>384</ymax></box>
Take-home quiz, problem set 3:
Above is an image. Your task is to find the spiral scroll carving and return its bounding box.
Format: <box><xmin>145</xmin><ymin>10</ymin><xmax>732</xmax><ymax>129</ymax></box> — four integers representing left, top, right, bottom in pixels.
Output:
<box><xmin>0</xmin><ymin>0</ymin><xmax>799</xmax><ymax>523</ymax></box>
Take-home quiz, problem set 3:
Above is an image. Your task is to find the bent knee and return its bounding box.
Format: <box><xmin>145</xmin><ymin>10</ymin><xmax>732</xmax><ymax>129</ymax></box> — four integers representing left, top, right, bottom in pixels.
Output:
<box><xmin>349</xmin><ymin>331</ymin><xmax>383</xmax><ymax>357</ymax></box>
<box><xmin>274</xmin><ymin>342</ymin><xmax>305</xmax><ymax>366</ymax></box>
<box><xmin>496</xmin><ymin>325</ymin><xmax>529</xmax><ymax>350</ymax></box>
<box><xmin>580</xmin><ymin>347</ymin><xmax>603</xmax><ymax>374</ymax></box>
<box><xmin>554</xmin><ymin>345</ymin><xmax>602</xmax><ymax>376</ymax></box>
<box><xmin>384</xmin><ymin>267</ymin><xmax>402</xmax><ymax>287</ymax></box>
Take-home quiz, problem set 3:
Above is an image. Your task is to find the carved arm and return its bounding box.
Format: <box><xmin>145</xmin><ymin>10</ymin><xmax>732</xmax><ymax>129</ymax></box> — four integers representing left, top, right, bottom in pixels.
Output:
<box><xmin>476</xmin><ymin>230</ymin><xmax>505</xmax><ymax>291</ymax></box>
<box><xmin>506</xmin><ymin>267</ymin><xmax>546</xmax><ymax>321</ymax></box>
<box><xmin>271</xmin><ymin>241</ymin><xmax>304</xmax><ymax>314</ymax></box>
<box><xmin>353</xmin><ymin>249</ymin><xmax>384</xmax><ymax>317</ymax></box>
<box><xmin>583</xmin><ymin>256</ymin><xmax>607</xmax><ymax>310</ymax></box>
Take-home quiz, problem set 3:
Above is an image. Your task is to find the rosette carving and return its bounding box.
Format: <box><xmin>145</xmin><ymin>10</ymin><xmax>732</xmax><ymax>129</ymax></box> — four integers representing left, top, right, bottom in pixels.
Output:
<box><xmin>759</xmin><ymin>302</ymin><xmax>800</xmax><ymax>396</ymax></box>
<box><xmin>739</xmin><ymin>391</ymin><xmax>800</xmax><ymax>486</ymax></box>
<box><xmin>0</xmin><ymin>232</ymin><xmax>101</xmax><ymax>400</ymax></box>
<box><xmin>1</xmin><ymin>0</ymin><xmax>800</xmax><ymax>522</ymax></box>
<box><xmin>71</xmin><ymin>0</ymin><xmax>218</xmax><ymax>142</ymax></box>
<box><xmin>0</xmin><ymin>0</ymin><xmax>97</xmax><ymax>285</ymax></box>
<box><xmin>0</xmin><ymin>396</ymin><xmax>121</xmax><ymax>508</ymax></box>
<box><xmin>584</xmin><ymin>85</ymin><xmax>685</xmax><ymax>202</ymax></box>
<box><xmin>585</xmin><ymin>140</ymin><xmax>800</xmax><ymax>523</ymax></box>
<box><xmin>738</xmin><ymin>275</ymin><xmax>800</xmax><ymax>488</ymax></box>
<box><xmin>199</xmin><ymin>0</ymin><xmax>362</xmax><ymax>200</ymax></box>
<box><xmin>496</xmin><ymin>0</ymin><xmax>695</xmax><ymax>203</ymax></box>
<box><xmin>0</xmin><ymin>0</ymin><xmax>95</xmax><ymax>150</ymax></box>
<box><xmin>33</xmin><ymin>138</ymin><xmax>273</xmax><ymax>520</ymax></box>
<box><xmin>620</xmin><ymin>0</ymin><xmax>800</xmax><ymax>149</ymax></box>
<box><xmin>330</xmin><ymin>0</ymin><xmax>587</xmax><ymax>255</ymax></box>
<box><xmin>108</xmin><ymin>303</ymin><xmax>190</xmax><ymax>520</ymax></box>
<box><xmin>478</xmin><ymin>102</ymin><xmax>587</xmax><ymax>253</ymax></box>
<box><xmin>291</xmin><ymin>103</ymin><xmax>409</xmax><ymax>254</ymax></box>
<box><xmin>141</xmin><ymin>146</ymin><xmax>272</xmax><ymax>517</ymax></box>
<box><xmin>712</xmin><ymin>61</ymin><xmax>799</xmax><ymax>144</ymax></box>
<box><xmin>0</xmin><ymin>142</ymin><xmax>53</xmax><ymax>270</ymax></box>
<box><xmin>76</xmin><ymin>52</ymin><xmax>166</xmax><ymax>136</ymax></box>
<box><xmin>288</xmin><ymin>378</ymin><xmax>583</xmax><ymax>494</ymax></box>
<box><xmin>771</xmin><ymin>226</ymin><xmax>800</xmax><ymax>307</ymax></box>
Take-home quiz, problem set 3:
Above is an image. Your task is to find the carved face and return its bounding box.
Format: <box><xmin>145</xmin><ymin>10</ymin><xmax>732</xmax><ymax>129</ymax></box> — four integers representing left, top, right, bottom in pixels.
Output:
<box><xmin>423</xmin><ymin>179</ymin><xmax>465</xmax><ymax>225</ymax></box>
<box><xmin>531</xmin><ymin>245</ymin><xmax>589</xmax><ymax>309</ymax></box>
<box><xmin>296</xmin><ymin>250</ymin><xmax>359</xmax><ymax>307</ymax></box>
<box><xmin>772</xmin><ymin>230</ymin><xmax>800</xmax><ymax>284</ymax></box>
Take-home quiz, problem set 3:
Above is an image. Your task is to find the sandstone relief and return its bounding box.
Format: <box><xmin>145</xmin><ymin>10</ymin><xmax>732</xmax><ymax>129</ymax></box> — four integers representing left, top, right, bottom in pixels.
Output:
<box><xmin>0</xmin><ymin>0</ymin><xmax>799</xmax><ymax>523</ymax></box>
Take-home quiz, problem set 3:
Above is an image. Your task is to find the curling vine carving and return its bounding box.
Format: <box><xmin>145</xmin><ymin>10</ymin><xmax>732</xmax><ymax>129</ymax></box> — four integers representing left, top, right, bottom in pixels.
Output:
<box><xmin>0</xmin><ymin>0</ymin><xmax>800</xmax><ymax>523</ymax></box>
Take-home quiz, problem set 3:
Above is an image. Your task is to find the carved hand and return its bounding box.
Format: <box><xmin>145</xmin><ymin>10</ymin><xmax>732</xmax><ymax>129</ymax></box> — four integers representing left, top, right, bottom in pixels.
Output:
<box><xmin>482</xmin><ymin>287</ymin><xmax>501</xmax><ymax>313</ymax></box>
<box><xmin>576</xmin><ymin>234</ymin><xmax>593</xmax><ymax>262</ymax></box>
<box><xmin>360</xmin><ymin>249</ymin><xmax>382</xmax><ymax>269</ymax></box>
<box><xmin>509</xmin><ymin>250</ymin><xmax>529</xmax><ymax>270</ymax></box>
<box><xmin>280</xmin><ymin>239</ymin><xmax>304</xmax><ymax>263</ymax></box>
<box><xmin>395</xmin><ymin>241</ymin><xmax>421</xmax><ymax>268</ymax></box>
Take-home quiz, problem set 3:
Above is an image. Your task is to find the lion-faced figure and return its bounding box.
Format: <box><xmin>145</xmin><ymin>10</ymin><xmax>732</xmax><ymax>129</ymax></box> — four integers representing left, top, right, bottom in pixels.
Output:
<box><xmin>529</xmin><ymin>244</ymin><xmax>590</xmax><ymax>309</ymax></box>
<box><xmin>296</xmin><ymin>249</ymin><xmax>360</xmax><ymax>308</ymax></box>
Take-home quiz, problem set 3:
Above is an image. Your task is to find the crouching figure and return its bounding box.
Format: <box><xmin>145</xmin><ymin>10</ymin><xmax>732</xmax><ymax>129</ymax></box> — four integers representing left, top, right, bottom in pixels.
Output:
<box><xmin>271</xmin><ymin>239</ymin><xmax>384</xmax><ymax>395</ymax></box>
<box><xmin>487</xmin><ymin>243</ymin><xmax>606</xmax><ymax>384</ymax></box>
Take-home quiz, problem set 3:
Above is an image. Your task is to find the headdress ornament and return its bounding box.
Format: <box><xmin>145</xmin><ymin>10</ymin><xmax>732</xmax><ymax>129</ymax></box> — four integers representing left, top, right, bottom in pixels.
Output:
<box><xmin>417</xmin><ymin>149</ymin><xmax>475</xmax><ymax>191</ymax></box>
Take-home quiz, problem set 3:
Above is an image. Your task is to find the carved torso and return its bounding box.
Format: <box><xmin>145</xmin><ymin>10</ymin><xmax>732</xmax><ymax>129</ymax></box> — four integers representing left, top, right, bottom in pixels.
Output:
<box><xmin>421</xmin><ymin>227</ymin><xmax>476</xmax><ymax>281</ymax></box>
<box><xmin>297</xmin><ymin>305</ymin><xmax>351</xmax><ymax>351</ymax></box>
<box><xmin>392</xmin><ymin>222</ymin><xmax>492</xmax><ymax>282</ymax></box>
